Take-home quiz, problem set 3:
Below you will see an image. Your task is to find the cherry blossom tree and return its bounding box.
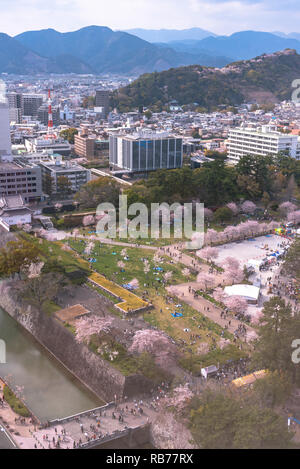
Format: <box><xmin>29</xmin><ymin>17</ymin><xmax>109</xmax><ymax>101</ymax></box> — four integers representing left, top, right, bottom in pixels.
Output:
<box><xmin>288</xmin><ymin>210</ymin><xmax>300</xmax><ymax>224</ymax></box>
<box><xmin>224</xmin><ymin>295</ymin><xmax>248</xmax><ymax>315</ymax></box>
<box><xmin>196</xmin><ymin>272</ymin><xmax>215</xmax><ymax>290</ymax></box>
<box><xmin>163</xmin><ymin>271</ymin><xmax>173</xmax><ymax>283</ymax></box>
<box><xmin>221</xmin><ymin>257</ymin><xmax>244</xmax><ymax>285</ymax></box>
<box><xmin>129</xmin><ymin>329</ymin><xmax>177</xmax><ymax>367</ymax></box>
<box><xmin>117</xmin><ymin>261</ymin><xmax>125</xmax><ymax>269</ymax></box>
<box><xmin>197</xmin><ymin>246</ymin><xmax>219</xmax><ymax>263</ymax></box>
<box><xmin>213</xmin><ymin>287</ymin><xmax>227</xmax><ymax>304</ymax></box>
<box><xmin>279</xmin><ymin>202</ymin><xmax>297</xmax><ymax>214</ymax></box>
<box><xmin>226</xmin><ymin>202</ymin><xmax>239</xmax><ymax>216</ymax></box>
<box><xmin>164</xmin><ymin>385</ymin><xmax>193</xmax><ymax>411</ymax></box>
<box><xmin>241</xmin><ymin>200</ymin><xmax>257</xmax><ymax>214</ymax></box>
<box><xmin>204</xmin><ymin>229</ymin><xmax>219</xmax><ymax>246</ymax></box>
<box><xmin>75</xmin><ymin>316</ymin><xmax>113</xmax><ymax>344</ymax></box>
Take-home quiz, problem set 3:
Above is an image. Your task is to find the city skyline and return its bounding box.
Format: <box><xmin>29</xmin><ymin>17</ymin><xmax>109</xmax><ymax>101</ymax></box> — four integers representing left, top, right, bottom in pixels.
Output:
<box><xmin>0</xmin><ymin>0</ymin><xmax>300</xmax><ymax>37</ymax></box>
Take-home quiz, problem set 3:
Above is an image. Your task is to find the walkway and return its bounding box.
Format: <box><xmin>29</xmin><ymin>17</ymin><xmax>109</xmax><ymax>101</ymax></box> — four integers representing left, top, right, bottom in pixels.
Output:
<box><xmin>167</xmin><ymin>282</ymin><xmax>257</xmax><ymax>342</ymax></box>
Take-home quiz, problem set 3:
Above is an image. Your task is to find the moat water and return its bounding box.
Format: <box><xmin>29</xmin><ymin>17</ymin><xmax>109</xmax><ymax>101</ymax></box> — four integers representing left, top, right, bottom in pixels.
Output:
<box><xmin>0</xmin><ymin>308</ymin><xmax>103</xmax><ymax>422</ymax></box>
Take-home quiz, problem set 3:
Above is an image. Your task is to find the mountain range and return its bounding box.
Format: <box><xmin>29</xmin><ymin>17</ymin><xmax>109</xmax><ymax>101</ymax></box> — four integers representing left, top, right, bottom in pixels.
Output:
<box><xmin>0</xmin><ymin>26</ymin><xmax>299</xmax><ymax>75</ymax></box>
<box><xmin>111</xmin><ymin>49</ymin><xmax>300</xmax><ymax>112</ymax></box>
<box><xmin>124</xmin><ymin>27</ymin><xmax>217</xmax><ymax>43</ymax></box>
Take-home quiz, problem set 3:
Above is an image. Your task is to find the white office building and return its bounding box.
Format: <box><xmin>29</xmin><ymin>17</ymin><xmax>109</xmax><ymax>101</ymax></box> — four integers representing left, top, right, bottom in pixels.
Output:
<box><xmin>109</xmin><ymin>131</ymin><xmax>183</xmax><ymax>174</ymax></box>
<box><xmin>227</xmin><ymin>125</ymin><xmax>300</xmax><ymax>161</ymax></box>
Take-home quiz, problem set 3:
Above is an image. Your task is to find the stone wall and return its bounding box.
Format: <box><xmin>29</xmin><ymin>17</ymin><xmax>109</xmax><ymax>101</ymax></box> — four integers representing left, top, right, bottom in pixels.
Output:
<box><xmin>0</xmin><ymin>281</ymin><xmax>151</xmax><ymax>404</ymax></box>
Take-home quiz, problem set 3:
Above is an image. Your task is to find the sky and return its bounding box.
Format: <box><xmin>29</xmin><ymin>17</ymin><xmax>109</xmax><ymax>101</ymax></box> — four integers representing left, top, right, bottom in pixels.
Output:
<box><xmin>0</xmin><ymin>0</ymin><xmax>299</xmax><ymax>36</ymax></box>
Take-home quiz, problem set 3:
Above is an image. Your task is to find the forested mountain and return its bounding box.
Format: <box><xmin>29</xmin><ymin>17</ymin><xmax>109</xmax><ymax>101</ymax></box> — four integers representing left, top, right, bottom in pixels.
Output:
<box><xmin>111</xmin><ymin>49</ymin><xmax>300</xmax><ymax>112</ymax></box>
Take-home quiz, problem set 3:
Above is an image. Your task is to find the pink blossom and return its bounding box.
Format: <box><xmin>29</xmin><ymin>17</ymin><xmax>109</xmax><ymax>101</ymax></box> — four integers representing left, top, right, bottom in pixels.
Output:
<box><xmin>75</xmin><ymin>315</ymin><xmax>113</xmax><ymax>344</ymax></box>
<box><xmin>129</xmin><ymin>329</ymin><xmax>176</xmax><ymax>367</ymax></box>
<box><xmin>224</xmin><ymin>295</ymin><xmax>248</xmax><ymax>314</ymax></box>
<box><xmin>241</xmin><ymin>200</ymin><xmax>257</xmax><ymax>214</ymax></box>
<box><xmin>226</xmin><ymin>202</ymin><xmax>239</xmax><ymax>215</ymax></box>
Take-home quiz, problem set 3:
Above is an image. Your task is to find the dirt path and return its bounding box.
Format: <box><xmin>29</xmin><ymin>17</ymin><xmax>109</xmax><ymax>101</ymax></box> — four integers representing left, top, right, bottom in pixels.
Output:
<box><xmin>167</xmin><ymin>283</ymin><xmax>257</xmax><ymax>343</ymax></box>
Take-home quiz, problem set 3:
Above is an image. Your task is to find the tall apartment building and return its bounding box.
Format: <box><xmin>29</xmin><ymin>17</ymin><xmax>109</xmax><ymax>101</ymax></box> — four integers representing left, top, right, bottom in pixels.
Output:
<box><xmin>227</xmin><ymin>125</ymin><xmax>300</xmax><ymax>161</ymax></box>
<box><xmin>109</xmin><ymin>132</ymin><xmax>183</xmax><ymax>174</ymax></box>
<box><xmin>7</xmin><ymin>92</ymin><xmax>23</xmax><ymax>124</ymax></box>
<box><xmin>74</xmin><ymin>134</ymin><xmax>96</xmax><ymax>159</ymax></box>
<box><xmin>22</xmin><ymin>94</ymin><xmax>44</xmax><ymax>117</ymax></box>
<box><xmin>95</xmin><ymin>90</ymin><xmax>110</xmax><ymax>117</ymax></box>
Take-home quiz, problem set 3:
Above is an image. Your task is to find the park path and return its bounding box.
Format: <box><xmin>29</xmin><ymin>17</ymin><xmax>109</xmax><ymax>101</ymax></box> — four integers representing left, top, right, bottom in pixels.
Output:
<box><xmin>167</xmin><ymin>282</ymin><xmax>257</xmax><ymax>343</ymax></box>
<box><xmin>67</xmin><ymin>233</ymin><xmax>158</xmax><ymax>250</ymax></box>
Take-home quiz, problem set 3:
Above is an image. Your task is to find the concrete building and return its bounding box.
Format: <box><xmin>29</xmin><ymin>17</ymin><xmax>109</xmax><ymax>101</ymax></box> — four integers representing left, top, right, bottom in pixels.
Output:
<box><xmin>0</xmin><ymin>158</ymin><xmax>43</xmax><ymax>202</ymax></box>
<box><xmin>39</xmin><ymin>159</ymin><xmax>91</xmax><ymax>195</ymax></box>
<box><xmin>109</xmin><ymin>131</ymin><xmax>183</xmax><ymax>174</ymax></box>
<box><xmin>7</xmin><ymin>92</ymin><xmax>23</xmax><ymax>124</ymax></box>
<box><xmin>22</xmin><ymin>94</ymin><xmax>44</xmax><ymax>117</ymax></box>
<box><xmin>74</xmin><ymin>132</ymin><xmax>96</xmax><ymax>159</ymax></box>
<box><xmin>95</xmin><ymin>90</ymin><xmax>110</xmax><ymax>117</ymax></box>
<box><xmin>25</xmin><ymin>136</ymin><xmax>71</xmax><ymax>157</ymax></box>
<box><xmin>228</xmin><ymin>125</ymin><xmax>300</xmax><ymax>161</ymax></box>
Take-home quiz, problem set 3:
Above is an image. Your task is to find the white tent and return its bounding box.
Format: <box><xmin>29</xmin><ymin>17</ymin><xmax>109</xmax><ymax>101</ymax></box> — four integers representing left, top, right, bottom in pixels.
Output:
<box><xmin>224</xmin><ymin>284</ymin><xmax>260</xmax><ymax>304</ymax></box>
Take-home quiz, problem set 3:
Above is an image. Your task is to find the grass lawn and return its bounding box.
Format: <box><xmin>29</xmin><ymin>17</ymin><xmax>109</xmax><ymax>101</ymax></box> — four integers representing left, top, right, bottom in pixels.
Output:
<box><xmin>68</xmin><ymin>239</ymin><xmax>231</xmax><ymax>355</ymax></box>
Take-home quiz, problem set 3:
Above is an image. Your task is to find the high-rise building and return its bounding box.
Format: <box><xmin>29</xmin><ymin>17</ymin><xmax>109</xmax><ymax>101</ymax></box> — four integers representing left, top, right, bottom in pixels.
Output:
<box><xmin>95</xmin><ymin>90</ymin><xmax>110</xmax><ymax>117</ymax></box>
<box><xmin>7</xmin><ymin>92</ymin><xmax>23</xmax><ymax>124</ymax></box>
<box><xmin>109</xmin><ymin>131</ymin><xmax>183</xmax><ymax>174</ymax></box>
<box><xmin>227</xmin><ymin>125</ymin><xmax>300</xmax><ymax>161</ymax></box>
<box><xmin>74</xmin><ymin>132</ymin><xmax>96</xmax><ymax>159</ymax></box>
<box><xmin>0</xmin><ymin>102</ymin><xmax>12</xmax><ymax>157</ymax></box>
<box><xmin>22</xmin><ymin>94</ymin><xmax>44</xmax><ymax>117</ymax></box>
<box><xmin>0</xmin><ymin>99</ymin><xmax>43</xmax><ymax>203</ymax></box>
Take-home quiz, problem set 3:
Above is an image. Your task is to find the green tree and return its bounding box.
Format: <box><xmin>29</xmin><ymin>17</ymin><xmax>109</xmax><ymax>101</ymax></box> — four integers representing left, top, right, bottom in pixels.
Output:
<box><xmin>74</xmin><ymin>177</ymin><xmax>120</xmax><ymax>209</ymax></box>
<box><xmin>60</xmin><ymin>128</ymin><xmax>78</xmax><ymax>144</ymax></box>
<box><xmin>189</xmin><ymin>390</ymin><xmax>293</xmax><ymax>449</ymax></box>
<box><xmin>0</xmin><ymin>240</ymin><xmax>40</xmax><ymax>277</ymax></box>
<box><xmin>57</xmin><ymin>176</ymin><xmax>73</xmax><ymax>196</ymax></box>
<box><xmin>252</xmin><ymin>297</ymin><xmax>300</xmax><ymax>384</ymax></box>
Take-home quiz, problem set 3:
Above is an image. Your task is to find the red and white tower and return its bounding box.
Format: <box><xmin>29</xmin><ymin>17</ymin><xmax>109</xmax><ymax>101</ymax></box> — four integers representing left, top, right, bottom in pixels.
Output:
<box><xmin>47</xmin><ymin>89</ymin><xmax>53</xmax><ymax>132</ymax></box>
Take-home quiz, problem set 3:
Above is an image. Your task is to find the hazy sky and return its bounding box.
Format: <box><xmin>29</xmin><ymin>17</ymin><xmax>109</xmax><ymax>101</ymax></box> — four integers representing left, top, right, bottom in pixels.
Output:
<box><xmin>1</xmin><ymin>0</ymin><xmax>300</xmax><ymax>36</ymax></box>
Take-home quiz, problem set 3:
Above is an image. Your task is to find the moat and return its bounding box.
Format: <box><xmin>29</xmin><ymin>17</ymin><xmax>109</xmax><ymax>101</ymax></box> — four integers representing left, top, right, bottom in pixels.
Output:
<box><xmin>0</xmin><ymin>308</ymin><xmax>103</xmax><ymax>422</ymax></box>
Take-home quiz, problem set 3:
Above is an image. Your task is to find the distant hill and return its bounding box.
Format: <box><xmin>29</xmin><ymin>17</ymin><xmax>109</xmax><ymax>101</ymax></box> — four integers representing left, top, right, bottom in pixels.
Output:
<box><xmin>124</xmin><ymin>28</ymin><xmax>217</xmax><ymax>43</ymax></box>
<box><xmin>111</xmin><ymin>49</ymin><xmax>300</xmax><ymax>112</ymax></box>
<box><xmin>0</xmin><ymin>32</ymin><xmax>92</xmax><ymax>74</ymax></box>
<box><xmin>14</xmin><ymin>26</ymin><xmax>229</xmax><ymax>74</ymax></box>
<box><xmin>168</xmin><ymin>31</ymin><xmax>300</xmax><ymax>60</ymax></box>
<box><xmin>0</xmin><ymin>27</ymin><xmax>299</xmax><ymax>75</ymax></box>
